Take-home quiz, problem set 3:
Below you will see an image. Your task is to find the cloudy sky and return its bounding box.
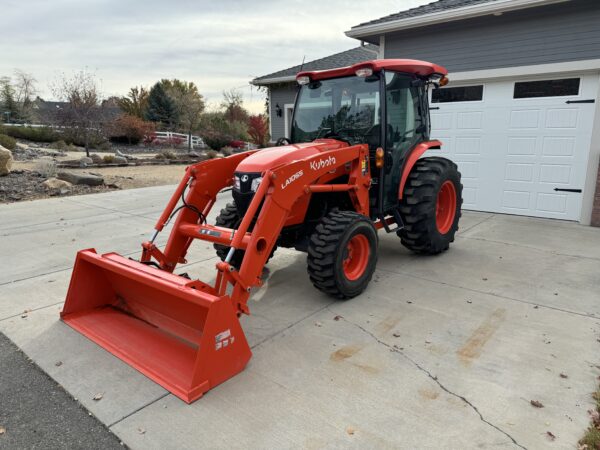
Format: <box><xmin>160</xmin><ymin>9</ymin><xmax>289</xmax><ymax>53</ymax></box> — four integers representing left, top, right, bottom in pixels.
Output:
<box><xmin>1</xmin><ymin>0</ymin><xmax>430</xmax><ymax>114</ymax></box>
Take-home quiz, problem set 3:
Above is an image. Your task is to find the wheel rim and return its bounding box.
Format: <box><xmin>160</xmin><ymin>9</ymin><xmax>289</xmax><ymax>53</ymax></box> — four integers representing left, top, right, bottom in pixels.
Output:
<box><xmin>343</xmin><ymin>234</ymin><xmax>370</xmax><ymax>281</ymax></box>
<box><xmin>436</xmin><ymin>180</ymin><xmax>457</xmax><ymax>234</ymax></box>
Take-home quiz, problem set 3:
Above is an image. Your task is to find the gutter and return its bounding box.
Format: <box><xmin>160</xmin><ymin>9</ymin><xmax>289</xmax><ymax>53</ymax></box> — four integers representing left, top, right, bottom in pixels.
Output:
<box><xmin>345</xmin><ymin>0</ymin><xmax>571</xmax><ymax>39</ymax></box>
<box><xmin>250</xmin><ymin>75</ymin><xmax>296</xmax><ymax>86</ymax></box>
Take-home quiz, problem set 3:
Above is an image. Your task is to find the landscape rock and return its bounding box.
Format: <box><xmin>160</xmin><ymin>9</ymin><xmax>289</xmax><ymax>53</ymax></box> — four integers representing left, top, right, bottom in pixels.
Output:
<box><xmin>0</xmin><ymin>145</ymin><xmax>14</xmax><ymax>176</ymax></box>
<box><xmin>16</xmin><ymin>142</ymin><xmax>29</xmax><ymax>150</ymax></box>
<box><xmin>113</xmin><ymin>155</ymin><xmax>128</xmax><ymax>164</ymax></box>
<box><xmin>42</xmin><ymin>177</ymin><xmax>72</xmax><ymax>191</ymax></box>
<box><xmin>80</xmin><ymin>156</ymin><xmax>93</xmax><ymax>167</ymax></box>
<box><xmin>57</xmin><ymin>171</ymin><xmax>104</xmax><ymax>186</ymax></box>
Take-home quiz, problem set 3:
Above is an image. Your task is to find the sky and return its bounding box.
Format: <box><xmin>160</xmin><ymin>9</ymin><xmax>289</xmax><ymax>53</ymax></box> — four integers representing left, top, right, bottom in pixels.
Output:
<box><xmin>0</xmin><ymin>0</ymin><xmax>431</xmax><ymax>114</ymax></box>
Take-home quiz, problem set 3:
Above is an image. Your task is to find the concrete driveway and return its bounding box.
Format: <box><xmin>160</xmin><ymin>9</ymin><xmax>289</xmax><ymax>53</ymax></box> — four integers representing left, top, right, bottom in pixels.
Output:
<box><xmin>1</xmin><ymin>186</ymin><xmax>599</xmax><ymax>449</ymax></box>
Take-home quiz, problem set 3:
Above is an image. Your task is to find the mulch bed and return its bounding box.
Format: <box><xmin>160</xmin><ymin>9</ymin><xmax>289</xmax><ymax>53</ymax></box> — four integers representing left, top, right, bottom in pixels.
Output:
<box><xmin>0</xmin><ymin>170</ymin><xmax>117</xmax><ymax>204</ymax></box>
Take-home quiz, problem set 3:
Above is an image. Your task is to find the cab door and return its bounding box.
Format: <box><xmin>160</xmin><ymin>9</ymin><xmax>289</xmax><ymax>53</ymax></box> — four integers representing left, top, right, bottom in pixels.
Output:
<box><xmin>382</xmin><ymin>71</ymin><xmax>428</xmax><ymax>211</ymax></box>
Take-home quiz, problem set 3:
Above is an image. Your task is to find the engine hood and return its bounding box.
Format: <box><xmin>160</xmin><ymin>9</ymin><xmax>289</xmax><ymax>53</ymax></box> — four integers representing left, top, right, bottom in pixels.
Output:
<box><xmin>236</xmin><ymin>139</ymin><xmax>347</xmax><ymax>173</ymax></box>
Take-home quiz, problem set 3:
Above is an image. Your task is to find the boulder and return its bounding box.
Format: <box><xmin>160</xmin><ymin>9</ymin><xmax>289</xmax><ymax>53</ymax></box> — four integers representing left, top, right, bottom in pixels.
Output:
<box><xmin>113</xmin><ymin>155</ymin><xmax>128</xmax><ymax>164</ymax></box>
<box><xmin>42</xmin><ymin>177</ymin><xmax>72</xmax><ymax>191</ymax></box>
<box><xmin>0</xmin><ymin>145</ymin><xmax>14</xmax><ymax>176</ymax></box>
<box><xmin>15</xmin><ymin>142</ymin><xmax>29</xmax><ymax>151</ymax></box>
<box><xmin>80</xmin><ymin>156</ymin><xmax>93</xmax><ymax>167</ymax></box>
<box><xmin>57</xmin><ymin>171</ymin><xmax>104</xmax><ymax>186</ymax></box>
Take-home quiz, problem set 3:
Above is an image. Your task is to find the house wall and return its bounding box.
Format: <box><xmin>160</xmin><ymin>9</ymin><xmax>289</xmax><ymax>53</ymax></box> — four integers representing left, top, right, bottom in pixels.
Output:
<box><xmin>269</xmin><ymin>84</ymin><xmax>298</xmax><ymax>141</ymax></box>
<box><xmin>592</xmin><ymin>164</ymin><xmax>600</xmax><ymax>227</ymax></box>
<box><xmin>383</xmin><ymin>0</ymin><xmax>600</xmax><ymax>71</ymax></box>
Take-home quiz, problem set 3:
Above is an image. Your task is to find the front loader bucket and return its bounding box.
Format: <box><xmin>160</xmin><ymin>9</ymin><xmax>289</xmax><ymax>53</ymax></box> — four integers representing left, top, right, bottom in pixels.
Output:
<box><xmin>61</xmin><ymin>249</ymin><xmax>252</xmax><ymax>403</ymax></box>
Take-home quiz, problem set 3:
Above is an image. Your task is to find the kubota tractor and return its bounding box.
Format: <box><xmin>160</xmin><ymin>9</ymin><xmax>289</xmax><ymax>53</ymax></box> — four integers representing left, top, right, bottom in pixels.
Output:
<box><xmin>61</xmin><ymin>59</ymin><xmax>462</xmax><ymax>403</ymax></box>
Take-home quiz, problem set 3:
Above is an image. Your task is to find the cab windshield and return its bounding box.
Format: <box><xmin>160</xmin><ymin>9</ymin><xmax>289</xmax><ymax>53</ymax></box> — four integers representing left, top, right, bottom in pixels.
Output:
<box><xmin>291</xmin><ymin>75</ymin><xmax>381</xmax><ymax>147</ymax></box>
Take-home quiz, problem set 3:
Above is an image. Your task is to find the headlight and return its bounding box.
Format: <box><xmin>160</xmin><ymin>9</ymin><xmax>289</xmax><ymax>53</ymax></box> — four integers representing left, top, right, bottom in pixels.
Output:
<box><xmin>250</xmin><ymin>177</ymin><xmax>262</xmax><ymax>192</ymax></box>
<box><xmin>233</xmin><ymin>176</ymin><xmax>240</xmax><ymax>190</ymax></box>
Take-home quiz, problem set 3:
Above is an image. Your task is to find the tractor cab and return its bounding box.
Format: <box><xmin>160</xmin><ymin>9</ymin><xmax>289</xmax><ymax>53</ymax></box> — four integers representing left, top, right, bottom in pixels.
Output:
<box><xmin>289</xmin><ymin>59</ymin><xmax>448</xmax><ymax>217</ymax></box>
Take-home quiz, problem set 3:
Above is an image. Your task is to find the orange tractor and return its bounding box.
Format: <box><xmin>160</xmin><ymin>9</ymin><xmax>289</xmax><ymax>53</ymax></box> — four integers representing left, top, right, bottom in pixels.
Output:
<box><xmin>61</xmin><ymin>59</ymin><xmax>462</xmax><ymax>403</ymax></box>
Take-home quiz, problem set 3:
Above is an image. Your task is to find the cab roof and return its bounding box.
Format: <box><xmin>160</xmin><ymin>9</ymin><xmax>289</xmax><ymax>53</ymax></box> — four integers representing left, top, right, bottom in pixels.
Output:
<box><xmin>296</xmin><ymin>59</ymin><xmax>447</xmax><ymax>82</ymax></box>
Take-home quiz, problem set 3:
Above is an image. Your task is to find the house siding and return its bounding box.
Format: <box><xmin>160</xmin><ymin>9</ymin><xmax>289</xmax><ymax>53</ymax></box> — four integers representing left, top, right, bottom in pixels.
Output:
<box><xmin>269</xmin><ymin>84</ymin><xmax>298</xmax><ymax>141</ymax></box>
<box><xmin>384</xmin><ymin>0</ymin><xmax>600</xmax><ymax>72</ymax></box>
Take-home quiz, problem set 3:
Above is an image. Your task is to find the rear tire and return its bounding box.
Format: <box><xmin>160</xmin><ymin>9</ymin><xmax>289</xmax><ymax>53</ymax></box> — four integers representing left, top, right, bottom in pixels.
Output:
<box><xmin>214</xmin><ymin>203</ymin><xmax>276</xmax><ymax>268</ymax></box>
<box><xmin>307</xmin><ymin>211</ymin><xmax>378</xmax><ymax>299</ymax></box>
<box><xmin>398</xmin><ymin>157</ymin><xmax>462</xmax><ymax>255</ymax></box>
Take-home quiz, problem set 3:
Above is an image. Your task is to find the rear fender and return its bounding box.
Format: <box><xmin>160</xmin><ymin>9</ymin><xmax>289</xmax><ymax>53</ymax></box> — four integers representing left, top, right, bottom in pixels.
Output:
<box><xmin>398</xmin><ymin>140</ymin><xmax>442</xmax><ymax>199</ymax></box>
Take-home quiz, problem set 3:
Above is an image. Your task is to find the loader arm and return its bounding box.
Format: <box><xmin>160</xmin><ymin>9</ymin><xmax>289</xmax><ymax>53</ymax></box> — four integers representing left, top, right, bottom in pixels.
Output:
<box><xmin>142</xmin><ymin>142</ymin><xmax>371</xmax><ymax>315</ymax></box>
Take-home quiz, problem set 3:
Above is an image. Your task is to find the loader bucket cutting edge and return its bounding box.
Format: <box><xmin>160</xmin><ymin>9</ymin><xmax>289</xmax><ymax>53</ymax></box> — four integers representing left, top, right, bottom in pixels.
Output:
<box><xmin>61</xmin><ymin>249</ymin><xmax>252</xmax><ymax>403</ymax></box>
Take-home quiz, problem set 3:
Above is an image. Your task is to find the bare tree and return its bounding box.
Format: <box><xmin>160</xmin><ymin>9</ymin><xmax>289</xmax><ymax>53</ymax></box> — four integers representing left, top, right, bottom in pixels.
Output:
<box><xmin>51</xmin><ymin>70</ymin><xmax>105</xmax><ymax>157</ymax></box>
<box><xmin>13</xmin><ymin>70</ymin><xmax>37</xmax><ymax>120</ymax></box>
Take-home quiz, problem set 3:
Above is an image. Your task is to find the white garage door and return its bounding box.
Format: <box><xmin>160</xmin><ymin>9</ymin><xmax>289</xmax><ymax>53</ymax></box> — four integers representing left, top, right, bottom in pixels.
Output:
<box><xmin>429</xmin><ymin>73</ymin><xmax>599</xmax><ymax>220</ymax></box>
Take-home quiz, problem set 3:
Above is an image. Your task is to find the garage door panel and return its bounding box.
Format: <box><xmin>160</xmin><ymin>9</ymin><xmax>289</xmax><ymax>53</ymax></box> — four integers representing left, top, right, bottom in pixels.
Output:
<box><xmin>536</xmin><ymin>192</ymin><xmax>568</xmax><ymax>214</ymax></box>
<box><xmin>545</xmin><ymin>108</ymin><xmax>579</xmax><ymax>128</ymax></box>
<box><xmin>539</xmin><ymin>164</ymin><xmax>572</xmax><ymax>184</ymax></box>
<box><xmin>509</xmin><ymin>109</ymin><xmax>541</xmax><ymax>128</ymax></box>
<box><xmin>507</xmin><ymin>136</ymin><xmax>538</xmax><ymax>155</ymax></box>
<box><xmin>542</xmin><ymin>136</ymin><xmax>575</xmax><ymax>156</ymax></box>
<box><xmin>429</xmin><ymin>72</ymin><xmax>598</xmax><ymax>221</ymax></box>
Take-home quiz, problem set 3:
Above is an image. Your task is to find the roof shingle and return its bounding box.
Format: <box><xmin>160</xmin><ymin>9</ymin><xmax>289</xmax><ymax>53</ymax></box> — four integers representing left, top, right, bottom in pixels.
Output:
<box><xmin>351</xmin><ymin>0</ymin><xmax>498</xmax><ymax>29</ymax></box>
<box><xmin>252</xmin><ymin>44</ymin><xmax>378</xmax><ymax>85</ymax></box>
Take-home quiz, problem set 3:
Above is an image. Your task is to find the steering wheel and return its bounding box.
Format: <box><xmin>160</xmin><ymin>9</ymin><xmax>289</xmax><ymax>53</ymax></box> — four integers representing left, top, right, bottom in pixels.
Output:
<box><xmin>323</xmin><ymin>130</ymin><xmax>352</xmax><ymax>145</ymax></box>
<box><xmin>275</xmin><ymin>137</ymin><xmax>291</xmax><ymax>146</ymax></box>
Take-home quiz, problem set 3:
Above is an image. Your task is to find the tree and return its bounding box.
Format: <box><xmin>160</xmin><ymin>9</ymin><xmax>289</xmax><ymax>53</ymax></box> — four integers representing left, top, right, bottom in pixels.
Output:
<box><xmin>50</xmin><ymin>70</ymin><xmax>106</xmax><ymax>157</ymax></box>
<box><xmin>144</xmin><ymin>82</ymin><xmax>178</xmax><ymax>129</ymax></box>
<box><xmin>118</xmin><ymin>86</ymin><xmax>149</xmax><ymax>118</ymax></box>
<box><xmin>107</xmin><ymin>114</ymin><xmax>155</xmax><ymax>145</ymax></box>
<box><xmin>162</xmin><ymin>80</ymin><xmax>205</xmax><ymax>151</ymax></box>
<box><xmin>247</xmin><ymin>114</ymin><xmax>270</xmax><ymax>147</ymax></box>
<box><xmin>221</xmin><ymin>89</ymin><xmax>249</xmax><ymax>123</ymax></box>
<box><xmin>13</xmin><ymin>70</ymin><xmax>37</xmax><ymax>121</ymax></box>
<box><xmin>0</xmin><ymin>77</ymin><xmax>20</xmax><ymax>123</ymax></box>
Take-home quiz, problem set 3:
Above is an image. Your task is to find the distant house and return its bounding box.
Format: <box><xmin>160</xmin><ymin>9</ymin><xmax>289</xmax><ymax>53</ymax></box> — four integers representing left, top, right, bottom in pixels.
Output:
<box><xmin>31</xmin><ymin>97</ymin><xmax>122</xmax><ymax>124</ymax></box>
<box><xmin>253</xmin><ymin>0</ymin><xmax>600</xmax><ymax>225</ymax></box>
<box><xmin>251</xmin><ymin>44</ymin><xmax>378</xmax><ymax>143</ymax></box>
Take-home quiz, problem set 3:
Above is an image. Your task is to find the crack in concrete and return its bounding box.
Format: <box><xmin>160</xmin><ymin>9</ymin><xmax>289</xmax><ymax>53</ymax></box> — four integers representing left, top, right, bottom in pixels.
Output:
<box><xmin>457</xmin><ymin>213</ymin><xmax>496</xmax><ymax>235</ymax></box>
<box><xmin>251</xmin><ymin>301</ymin><xmax>336</xmax><ymax>350</ymax></box>
<box><xmin>331</xmin><ymin>309</ymin><xmax>527</xmax><ymax>450</ymax></box>
<box><xmin>107</xmin><ymin>392</ymin><xmax>170</xmax><ymax>428</ymax></box>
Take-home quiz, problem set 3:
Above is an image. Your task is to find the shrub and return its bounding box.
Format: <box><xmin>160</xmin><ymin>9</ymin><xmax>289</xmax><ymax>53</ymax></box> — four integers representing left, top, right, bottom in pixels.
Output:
<box><xmin>206</xmin><ymin>150</ymin><xmax>218</xmax><ymax>159</ymax></box>
<box><xmin>229</xmin><ymin>140</ymin><xmax>245</xmax><ymax>149</ymax></box>
<box><xmin>0</xmin><ymin>125</ymin><xmax>60</xmax><ymax>143</ymax></box>
<box><xmin>201</xmin><ymin>132</ymin><xmax>231</xmax><ymax>151</ymax></box>
<box><xmin>221</xmin><ymin>146</ymin><xmax>233</xmax><ymax>157</ymax></box>
<box><xmin>247</xmin><ymin>114</ymin><xmax>270</xmax><ymax>147</ymax></box>
<box><xmin>0</xmin><ymin>134</ymin><xmax>17</xmax><ymax>150</ymax></box>
<box><xmin>106</xmin><ymin>115</ymin><xmax>155</xmax><ymax>145</ymax></box>
<box><xmin>61</xmin><ymin>128</ymin><xmax>107</xmax><ymax>149</ymax></box>
<box><xmin>34</xmin><ymin>159</ymin><xmax>57</xmax><ymax>177</ymax></box>
<box><xmin>103</xmin><ymin>155</ymin><xmax>115</xmax><ymax>164</ymax></box>
<box><xmin>159</xmin><ymin>149</ymin><xmax>177</xmax><ymax>160</ymax></box>
<box><xmin>53</xmin><ymin>140</ymin><xmax>67</xmax><ymax>150</ymax></box>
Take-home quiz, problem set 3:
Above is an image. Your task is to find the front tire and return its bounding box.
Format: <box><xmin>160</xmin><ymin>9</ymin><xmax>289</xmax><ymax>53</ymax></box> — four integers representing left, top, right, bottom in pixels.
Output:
<box><xmin>214</xmin><ymin>203</ymin><xmax>277</xmax><ymax>268</ymax></box>
<box><xmin>307</xmin><ymin>211</ymin><xmax>378</xmax><ymax>299</ymax></box>
<box><xmin>398</xmin><ymin>157</ymin><xmax>462</xmax><ymax>254</ymax></box>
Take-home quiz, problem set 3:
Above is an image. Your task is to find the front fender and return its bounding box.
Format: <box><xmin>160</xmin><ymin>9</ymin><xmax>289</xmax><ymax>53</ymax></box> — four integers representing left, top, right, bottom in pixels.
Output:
<box><xmin>398</xmin><ymin>140</ymin><xmax>442</xmax><ymax>199</ymax></box>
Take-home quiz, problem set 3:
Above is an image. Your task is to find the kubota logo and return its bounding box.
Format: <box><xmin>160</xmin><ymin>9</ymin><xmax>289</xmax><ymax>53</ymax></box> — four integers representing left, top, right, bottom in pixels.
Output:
<box><xmin>281</xmin><ymin>170</ymin><xmax>303</xmax><ymax>189</ymax></box>
<box><xmin>310</xmin><ymin>156</ymin><xmax>336</xmax><ymax>171</ymax></box>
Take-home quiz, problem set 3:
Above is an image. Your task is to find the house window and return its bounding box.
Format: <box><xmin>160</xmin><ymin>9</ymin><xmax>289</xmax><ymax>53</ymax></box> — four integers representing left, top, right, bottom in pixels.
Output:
<box><xmin>431</xmin><ymin>85</ymin><xmax>483</xmax><ymax>103</ymax></box>
<box><xmin>513</xmin><ymin>78</ymin><xmax>580</xmax><ymax>99</ymax></box>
